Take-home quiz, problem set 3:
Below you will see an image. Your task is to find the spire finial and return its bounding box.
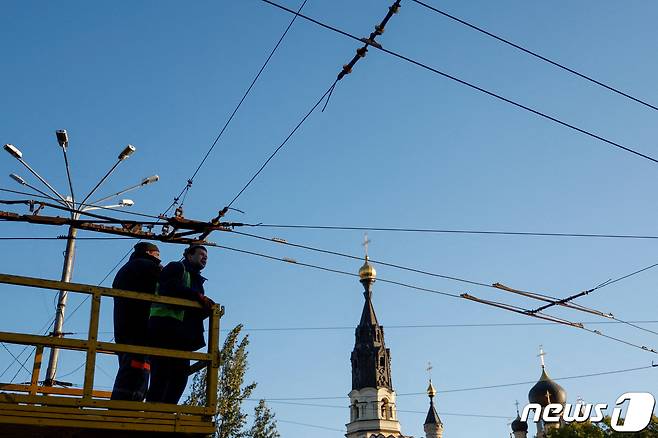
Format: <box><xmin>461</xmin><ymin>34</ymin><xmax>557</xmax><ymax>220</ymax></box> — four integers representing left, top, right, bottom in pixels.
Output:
<box><xmin>426</xmin><ymin>362</ymin><xmax>437</xmax><ymax>399</ymax></box>
<box><xmin>358</xmin><ymin>233</ymin><xmax>376</xmax><ymax>281</ymax></box>
<box><xmin>538</xmin><ymin>344</ymin><xmax>546</xmax><ymax>369</ymax></box>
<box><xmin>515</xmin><ymin>400</ymin><xmax>520</xmax><ymax>415</ymax></box>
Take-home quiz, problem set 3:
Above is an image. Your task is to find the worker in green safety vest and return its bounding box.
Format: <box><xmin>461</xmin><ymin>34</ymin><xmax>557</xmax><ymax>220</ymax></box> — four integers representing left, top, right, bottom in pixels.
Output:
<box><xmin>146</xmin><ymin>244</ymin><xmax>215</xmax><ymax>404</ymax></box>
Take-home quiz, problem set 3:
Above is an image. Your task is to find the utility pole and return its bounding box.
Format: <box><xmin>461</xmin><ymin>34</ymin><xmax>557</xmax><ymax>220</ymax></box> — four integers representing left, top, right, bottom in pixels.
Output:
<box><xmin>44</xmin><ymin>224</ymin><xmax>77</xmax><ymax>386</ymax></box>
<box><xmin>3</xmin><ymin>134</ymin><xmax>158</xmax><ymax>386</ymax></box>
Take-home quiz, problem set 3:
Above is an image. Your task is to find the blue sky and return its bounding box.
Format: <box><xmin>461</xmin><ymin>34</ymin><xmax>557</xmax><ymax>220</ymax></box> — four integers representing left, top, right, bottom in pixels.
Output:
<box><xmin>2</xmin><ymin>0</ymin><xmax>658</xmax><ymax>436</ymax></box>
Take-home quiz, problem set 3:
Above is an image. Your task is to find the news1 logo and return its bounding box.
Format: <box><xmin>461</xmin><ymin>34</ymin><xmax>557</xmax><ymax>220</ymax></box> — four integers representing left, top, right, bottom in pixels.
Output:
<box><xmin>521</xmin><ymin>392</ymin><xmax>656</xmax><ymax>432</ymax></box>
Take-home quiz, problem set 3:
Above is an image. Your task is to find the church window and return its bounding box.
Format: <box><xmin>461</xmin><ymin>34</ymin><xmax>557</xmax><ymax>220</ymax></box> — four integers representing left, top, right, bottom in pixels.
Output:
<box><xmin>352</xmin><ymin>401</ymin><xmax>359</xmax><ymax>420</ymax></box>
<box><xmin>381</xmin><ymin>398</ymin><xmax>389</xmax><ymax>419</ymax></box>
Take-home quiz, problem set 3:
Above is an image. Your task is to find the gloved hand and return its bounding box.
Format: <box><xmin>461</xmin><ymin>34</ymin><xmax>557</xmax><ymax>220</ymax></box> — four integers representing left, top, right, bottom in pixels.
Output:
<box><xmin>197</xmin><ymin>293</ymin><xmax>215</xmax><ymax>316</ymax></box>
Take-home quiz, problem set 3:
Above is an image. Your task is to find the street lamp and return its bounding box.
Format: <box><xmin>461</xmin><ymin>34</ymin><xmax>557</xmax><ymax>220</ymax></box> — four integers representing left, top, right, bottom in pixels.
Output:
<box><xmin>56</xmin><ymin>130</ymin><xmax>75</xmax><ymax>211</ymax></box>
<box><xmin>9</xmin><ymin>173</ymin><xmax>65</xmax><ymax>205</ymax></box>
<box><xmin>90</xmin><ymin>175</ymin><xmax>158</xmax><ymax>206</ymax></box>
<box><xmin>81</xmin><ymin>198</ymin><xmax>135</xmax><ymax>212</ymax></box>
<box><xmin>4</xmin><ymin>144</ymin><xmax>22</xmax><ymax>159</ymax></box>
<box><xmin>79</xmin><ymin>144</ymin><xmax>137</xmax><ymax>209</ymax></box>
<box><xmin>3</xmin><ymin>133</ymin><xmax>157</xmax><ymax>387</ymax></box>
<box><xmin>4</xmin><ymin>143</ymin><xmax>69</xmax><ymax>206</ymax></box>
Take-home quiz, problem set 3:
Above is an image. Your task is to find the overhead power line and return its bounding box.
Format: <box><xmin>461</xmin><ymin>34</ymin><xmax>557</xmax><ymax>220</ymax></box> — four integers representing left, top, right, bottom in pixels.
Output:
<box><xmin>201</xmin><ymin>242</ymin><xmax>658</xmax><ymax>354</ymax></box>
<box><xmin>254</xmin><ymin>223</ymin><xmax>658</xmax><ymax>240</ymax></box>
<box><xmin>251</xmin><ymin>399</ymin><xmax>510</xmax><ymax>419</ymax></box>
<box><xmin>410</xmin><ymin>0</ymin><xmax>658</xmax><ymax>113</ymax></box>
<box><xmin>227</xmin><ymin>320</ymin><xmax>658</xmax><ymax>332</ymax></box>
<box><xmin>167</xmin><ymin>0</ymin><xmax>310</xmax><ymax>212</ymax></box>
<box><xmin>276</xmin><ymin>419</ymin><xmax>346</xmax><ymax>433</ymax></box>
<box><xmin>260</xmin><ymin>0</ymin><xmax>658</xmax><ymax>166</ymax></box>
<box><xmin>246</xmin><ymin>364</ymin><xmax>657</xmax><ymax>401</ymax></box>
<box><xmin>231</xmin><ymin>229</ymin><xmax>490</xmax><ymax>288</ymax></box>
<box><xmin>226</xmin><ymin>81</ymin><xmax>337</xmax><ymax>208</ymax></box>
<box><xmin>227</xmin><ymin>0</ymin><xmax>402</xmax><ymax>208</ymax></box>
<box><xmin>232</xmin><ymin>229</ymin><xmax>658</xmax><ymax>338</ymax></box>
<box><xmin>205</xmin><ymin>241</ymin><xmax>461</xmax><ymax>299</ymax></box>
<box><xmin>0</xmin><ymin>188</ymin><xmax>160</xmax><ymax>220</ymax></box>
<box><xmin>0</xmin><ymin>236</ymin><xmax>134</xmax><ymax>241</ymax></box>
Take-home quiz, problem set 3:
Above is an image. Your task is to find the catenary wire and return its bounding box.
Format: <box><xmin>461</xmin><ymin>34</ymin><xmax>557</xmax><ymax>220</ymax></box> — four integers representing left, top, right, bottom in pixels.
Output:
<box><xmin>0</xmin><ymin>188</ymin><xmax>161</xmax><ymax>220</ymax></box>
<box><xmin>0</xmin><ymin>237</ymin><xmax>135</xmax><ymax>241</ymax></box>
<box><xmin>260</xmin><ymin>0</ymin><xmax>658</xmax><ymax>166</ymax></box>
<box><xmin>410</xmin><ymin>0</ymin><xmax>658</xmax><ymax>113</ymax></box>
<box><xmin>247</xmin><ymin>399</ymin><xmax>510</xmax><ymax>419</ymax></box>
<box><xmin>202</xmin><ymin>243</ymin><xmax>658</xmax><ymax>354</ymax></box>
<box><xmin>0</xmin><ymin>343</ymin><xmax>31</xmax><ymax>377</ymax></box>
<box><xmin>254</xmin><ymin>223</ymin><xmax>658</xmax><ymax>240</ymax></box>
<box><xmin>231</xmin><ymin>229</ymin><xmax>658</xmax><ymax>334</ymax></box>
<box><xmin>65</xmin><ymin>320</ymin><xmax>658</xmax><ymax>335</ymax></box>
<box><xmin>249</xmin><ymin>364</ymin><xmax>656</xmax><ymax>401</ymax></box>
<box><xmin>205</xmin><ymin>241</ymin><xmax>461</xmax><ymax>299</ymax></box>
<box><xmin>226</xmin><ymin>80</ymin><xmax>338</xmax><ymax>208</ymax></box>
<box><xmin>0</xmin><ymin>317</ymin><xmax>55</xmax><ymax>381</ymax></box>
<box><xmin>276</xmin><ymin>419</ymin><xmax>346</xmax><ymax>432</ymax></box>
<box><xmin>167</xmin><ymin>0</ymin><xmax>309</xmax><ymax>210</ymax></box>
<box><xmin>231</xmin><ymin>229</ymin><xmax>490</xmax><ymax>287</ymax></box>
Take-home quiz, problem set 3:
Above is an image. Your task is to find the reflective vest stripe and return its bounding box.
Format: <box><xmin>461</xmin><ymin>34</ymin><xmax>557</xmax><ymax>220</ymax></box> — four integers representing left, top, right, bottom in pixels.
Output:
<box><xmin>130</xmin><ymin>359</ymin><xmax>151</xmax><ymax>371</ymax></box>
<box><xmin>149</xmin><ymin>264</ymin><xmax>191</xmax><ymax>322</ymax></box>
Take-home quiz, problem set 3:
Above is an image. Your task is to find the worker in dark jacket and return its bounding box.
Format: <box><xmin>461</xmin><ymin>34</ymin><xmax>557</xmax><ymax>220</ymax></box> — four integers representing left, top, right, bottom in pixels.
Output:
<box><xmin>146</xmin><ymin>244</ymin><xmax>214</xmax><ymax>404</ymax></box>
<box><xmin>111</xmin><ymin>242</ymin><xmax>161</xmax><ymax>401</ymax></box>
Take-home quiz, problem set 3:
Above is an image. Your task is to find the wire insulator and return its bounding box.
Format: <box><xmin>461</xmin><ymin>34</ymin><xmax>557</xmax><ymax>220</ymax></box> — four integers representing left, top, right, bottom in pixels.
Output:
<box><xmin>356</xmin><ymin>47</ymin><xmax>368</xmax><ymax>58</ymax></box>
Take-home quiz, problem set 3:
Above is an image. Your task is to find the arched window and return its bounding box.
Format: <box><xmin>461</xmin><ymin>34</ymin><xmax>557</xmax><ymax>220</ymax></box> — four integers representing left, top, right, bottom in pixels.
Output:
<box><xmin>381</xmin><ymin>398</ymin><xmax>389</xmax><ymax>419</ymax></box>
<box><xmin>352</xmin><ymin>400</ymin><xmax>359</xmax><ymax>420</ymax></box>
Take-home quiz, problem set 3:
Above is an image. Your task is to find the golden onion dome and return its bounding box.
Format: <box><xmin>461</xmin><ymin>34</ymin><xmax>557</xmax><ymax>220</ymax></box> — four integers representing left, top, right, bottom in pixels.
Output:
<box><xmin>427</xmin><ymin>380</ymin><xmax>437</xmax><ymax>398</ymax></box>
<box><xmin>358</xmin><ymin>256</ymin><xmax>376</xmax><ymax>280</ymax></box>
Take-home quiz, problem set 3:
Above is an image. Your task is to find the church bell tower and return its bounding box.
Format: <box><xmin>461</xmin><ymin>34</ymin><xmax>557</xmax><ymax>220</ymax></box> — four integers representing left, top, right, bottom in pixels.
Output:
<box><xmin>346</xmin><ymin>240</ymin><xmax>407</xmax><ymax>438</ymax></box>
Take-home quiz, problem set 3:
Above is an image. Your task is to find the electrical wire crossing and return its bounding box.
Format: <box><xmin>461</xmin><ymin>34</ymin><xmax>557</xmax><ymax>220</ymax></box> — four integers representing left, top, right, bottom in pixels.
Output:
<box><xmin>231</xmin><ymin>229</ymin><xmax>658</xmax><ymax>338</ymax></box>
<box><xmin>254</xmin><ymin>223</ymin><xmax>658</xmax><ymax>240</ymax></box>
<box><xmin>260</xmin><ymin>0</ymin><xmax>658</xmax><ymax>166</ymax></box>
<box><xmin>165</xmin><ymin>0</ymin><xmax>310</xmax><ymax>214</ymax></box>
<box><xmin>225</xmin><ymin>0</ymin><xmax>402</xmax><ymax>209</ymax></box>
<box><xmin>195</xmin><ymin>241</ymin><xmax>658</xmax><ymax>355</ymax></box>
<box><xmin>243</xmin><ymin>364</ymin><xmax>657</xmax><ymax>401</ymax></box>
<box><xmin>410</xmin><ymin>0</ymin><xmax>658</xmax><ymax>113</ymax></box>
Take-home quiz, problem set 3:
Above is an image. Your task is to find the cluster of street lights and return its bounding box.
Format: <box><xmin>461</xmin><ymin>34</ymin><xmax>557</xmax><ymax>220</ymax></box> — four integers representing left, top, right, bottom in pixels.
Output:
<box><xmin>3</xmin><ymin>130</ymin><xmax>158</xmax><ymax>386</ymax></box>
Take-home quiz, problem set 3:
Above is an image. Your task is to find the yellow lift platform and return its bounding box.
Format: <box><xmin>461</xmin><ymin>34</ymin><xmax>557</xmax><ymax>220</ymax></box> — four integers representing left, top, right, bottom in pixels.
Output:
<box><xmin>0</xmin><ymin>273</ymin><xmax>223</xmax><ymax>437</ymax></box>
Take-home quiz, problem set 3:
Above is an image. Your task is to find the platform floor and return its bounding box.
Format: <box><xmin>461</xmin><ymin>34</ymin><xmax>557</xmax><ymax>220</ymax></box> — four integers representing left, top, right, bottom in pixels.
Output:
<box><xmin>0</xmin><ymin>401</ymin><xmax>215</xmax><ymax>438</ymax></box>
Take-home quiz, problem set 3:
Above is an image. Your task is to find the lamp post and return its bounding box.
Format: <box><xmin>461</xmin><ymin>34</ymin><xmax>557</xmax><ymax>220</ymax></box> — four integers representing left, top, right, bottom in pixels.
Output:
<box><xmin>3</xmin><ymin>131</ymin><xmax>157</xmax><ymax>386</ymax></box>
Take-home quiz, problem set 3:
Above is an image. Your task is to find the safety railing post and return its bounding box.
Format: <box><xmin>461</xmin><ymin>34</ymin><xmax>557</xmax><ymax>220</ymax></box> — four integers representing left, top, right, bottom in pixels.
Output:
<box><xmin>29</xmin><ymin>345</ymin><xmax>44</xmax><ymax>396</ymax></box>
<box><xmin>206</xmin><ymin>305</ymin><xmax>223</xmax><ymax>412</ymax></box>
<box><xmin>82</xmin><ymin>291</ymin><xmax>101</xmax><ymax>400</ymax></box>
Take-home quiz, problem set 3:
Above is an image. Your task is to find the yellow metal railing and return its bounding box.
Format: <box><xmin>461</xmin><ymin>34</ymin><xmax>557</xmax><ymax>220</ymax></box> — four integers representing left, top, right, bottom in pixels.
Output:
<box><xmin>0</xmin><ymin>273</ymin><xmax>223</xmax><ymax>420</ymax></box>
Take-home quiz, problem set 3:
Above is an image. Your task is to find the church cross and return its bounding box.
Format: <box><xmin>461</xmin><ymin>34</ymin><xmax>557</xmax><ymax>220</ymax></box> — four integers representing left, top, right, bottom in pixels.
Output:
<box><xmin>426</xmin><ymin>361</ymin><xmax>433</xmax><ymax>380</ymax></box>
<box><xmin>538</xmin><ymin>345</ymin><xmax>546</xmax><ymax>368</ymax></box>
<box><xmin>362</xmin><ymin>233</ymin><xmax>371</xmax><ymax>258</ymax></box>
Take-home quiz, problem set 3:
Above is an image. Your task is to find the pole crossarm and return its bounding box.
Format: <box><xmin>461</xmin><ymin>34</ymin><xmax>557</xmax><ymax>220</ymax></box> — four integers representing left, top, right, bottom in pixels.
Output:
<box><xmin>0</xmin><ymin>207</ymin><xmax>247</xmax><ymax>244</ymax></box>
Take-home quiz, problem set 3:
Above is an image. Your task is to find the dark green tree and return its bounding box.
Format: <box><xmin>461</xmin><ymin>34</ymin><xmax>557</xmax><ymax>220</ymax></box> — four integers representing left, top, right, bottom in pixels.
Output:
<box><xmin>185</xmin><ymin>324</ymin><xmax>257</xmax><ymax>438</ymax></box>
<box><xmin>546</xmin><ymin>422</ymin><xmax>606</xmax><ymax>438</ymax></box>
<box><xmin>547</xmin><ymin>416</ymin><xmax>658</xmax><ymax>438</ymax></box>
<box><xmin>249</xmin><ymin>399</ymin><xmax>280</xmax><ymax>438</ymax></box>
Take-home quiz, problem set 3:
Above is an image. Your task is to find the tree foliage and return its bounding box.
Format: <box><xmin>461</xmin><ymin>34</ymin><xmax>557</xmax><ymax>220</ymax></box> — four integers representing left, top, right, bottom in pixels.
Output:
<box><xmin>184</xmin><ymin>324</ymin><xmax>276</xmax><ymax>438</ymax></box>
<box><xmin>547</xmin><ymin>416</ymin><xmax>658</xmax><ymax>438</ymax></box>
<box><xmin>249</xmin><ymin>399</ymin><xmax>280</xmax><ymax>438</ymax></box>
